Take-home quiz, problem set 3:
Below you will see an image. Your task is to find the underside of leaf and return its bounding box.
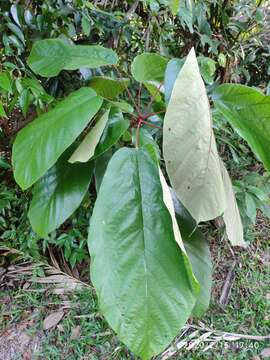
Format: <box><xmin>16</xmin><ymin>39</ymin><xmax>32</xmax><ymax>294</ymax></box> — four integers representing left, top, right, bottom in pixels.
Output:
<box><xmin>163</xmin><ymin>48</ymin><xmax>226</xmax><ymax>223</ymax></box>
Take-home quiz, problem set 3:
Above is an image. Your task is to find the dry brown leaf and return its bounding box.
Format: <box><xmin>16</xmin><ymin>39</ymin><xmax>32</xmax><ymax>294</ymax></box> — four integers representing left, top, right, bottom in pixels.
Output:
<box><xmin>261</xmin><ymin>348</ymin><xmax>270</xmax><ymax>358</ymax></box>
<box><xmin>43</xmin><ymin>311</ymin><xmax>64</xmax><ymax>330</ymax></box>
<box><xmin>71</xmin><ymin>325</ymin><xmax>81</xmax><ymax>340</ymax></box>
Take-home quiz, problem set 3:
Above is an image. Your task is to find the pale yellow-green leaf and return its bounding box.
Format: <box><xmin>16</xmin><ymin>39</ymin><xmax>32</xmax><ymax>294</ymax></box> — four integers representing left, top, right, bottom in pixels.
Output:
<box><xmin>163</xmin><ymin>47</ymin><xmax>226</xmax><ymax>223</ymax></box>
<box><xmin>159</xmin><ymin>168</ymin><xmax>186</xmax><ymax>253</ymax></box>
<box><xmin>69</xmin><ymin>109</ymin><xmax>110</xmax><ymax>163</ymax></box>
<box><xmin>159</xmin><ymin>167</ymin><xmax>199</xmax><ymax>289</ymax></box>
<box><xmin>220</xmin><ymin>160</ymin><xmax>246</xmax><ymax>247</ymax></box>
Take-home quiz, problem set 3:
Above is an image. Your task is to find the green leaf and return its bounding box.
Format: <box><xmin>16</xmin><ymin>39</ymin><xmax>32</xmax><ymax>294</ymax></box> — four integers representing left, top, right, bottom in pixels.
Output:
<box><xmin>108</xmin><ymin>100</ymin><xmax>133</xmax><ymax>114</ymax></box>
<box><xmin>220</xmin><ymin>160</ymin><xmax>245</xmax><ymax>247</ymax></box>
<box><xmin>171</xmin><ymin>190</ymin><xmax>212</xmax><ymax>317</ymax></box>
<box><xmin>94</xmin><ymin>107</ymin><xmax>129</xmax><ymax>158</ymax></box>
<box><xmin>82</xmin><ymin>14</ymin><xmax>91</xmax><ymax>36</ymax></box>
<box><xmin>131</xmin><ymin>53</ymin><xmax>169</xmax><ymax>83</ymax></box>
<box><xmin>0</xmin><ymin>72</ymin><xmax>12</xmax><ymax>92</ymax></box>
<box><xmin>245</xmin><ymin>192</ymin><xmax>257</xmax><ymax>224</ymax></box>
<box><xmin>144</xmin><ymin>82</ymin><xmax>163</xmax><ymax>103</ymax></box>
<box><xmin>0</xmin><ymin>157</ymin><xmax>11</xmax><ymax>169</ymax></box>
<box><xmin>184</xmin><ymin>235</ymin><xmax>212</xmax><ymax>318</ymax></box>
<box><xmin>89</xmin><ymin>77</ymin><xmax>130</xmax><ymax>99</ymax></box>
<box><xmin>0</xmin><ymin>101</ymin><xmax>7</xmax><ymax>117</ymax></box>
<box><xmin>12</xmin><ymin>87</ymin><xmax>102</xmax><ymax>190</ymax></box>
<box><xmin>19</xmin><ymin>89</ymin><xmax>31</xmax><ymax>116</ymax></box>
<box><xmin>69</xmin><ymin>108</ymin><xmax>110</xmax><ymax>164</ymax></box>
<box><xmin>163</xmin><ymin>48</ymin><xmax>226</xmax><ymax>223</ymax></box>
<box><xmin>88</xmin><ymin>147</ymin><xmax>199</xmax><ymax>360</ymax></box>
<box><xmin>213</xmin><ymin>84</ymin><xmax>270</xmax><ymax>173</ymax></box>
<box><xmin>28</xmin><ymin>39</ymin><xmax>118</xmax><ymax>77</ymax></box>
<box><xmin>28</xmin><ymin>148</ymin><xmax>94</xmax><ymax>237</ymax></box>
<box><xmin>197</xmin><ymin>56</ymin><xmax>216</xmax><ymax>84</ymax></box>
<box><xmin>7</xmin><ymin>22</ymin><xmax>25</xmax><ymax>45</ymax></box>
<box><xmin>10</xmin><ymin>4</ymin><xmax>21</xmax><ymax>27</ymax></box>
<box><xmin>178</xmin><ymin>0</ymin><xmax>194</xmax><ymax>33</ymax></box>
<box><xmin>247</xmin><ymin>185</ymin><xmax>268</xmax><ymax>201</ymax></box>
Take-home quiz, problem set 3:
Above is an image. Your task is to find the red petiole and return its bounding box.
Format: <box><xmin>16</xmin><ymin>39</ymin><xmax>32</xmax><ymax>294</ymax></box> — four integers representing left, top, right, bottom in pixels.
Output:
<box><xmin>113</xmin><ymin>65</ymin><xmax>165</xmax><ymax>147</ymax></box>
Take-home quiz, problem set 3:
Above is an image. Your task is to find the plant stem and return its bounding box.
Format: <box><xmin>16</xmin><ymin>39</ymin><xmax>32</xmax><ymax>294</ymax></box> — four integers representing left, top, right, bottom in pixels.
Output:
<box><xmin>142</xmin><ymin>110</ymin><xmax>165</xmax><ymax>120</ymax></box>
<box><xmin>135</xmin><ymin>118</ymin><xmax>142</xmax><ymax>148</ymax></box>
<box><xmin>144</xmin><ymin>82</ymin><xmax>163</xmax><ymax>114</ymax></box>
<box><xmin>141</xmin><ymin>120</ymin><xmax>162</xmax><ymax>129</ymax></box>
<box><xmin>113</xmin><ymin>65</ymin><xmax>140</xmax><ymax>114</ymax></box>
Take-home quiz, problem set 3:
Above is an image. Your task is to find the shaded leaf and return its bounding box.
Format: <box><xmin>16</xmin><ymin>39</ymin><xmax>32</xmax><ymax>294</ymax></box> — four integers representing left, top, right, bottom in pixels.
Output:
<box><xmin>7</xmin><ymin>22</ymin><xmax>25</xmax><ymax>45</ymax></box>
<box><xmin>89</xmin><ymin>76</ymin><xmax>130</xmax><ymax>99</ymax></box>
<box><xmin>28</xmin><ymin>39</ymin><xmax>118</xmax><ymax>77</ymax></box>
<box><xmin>88</xmin><ymin>147</ymin><xmax>199</xmax><ymax>360</ymax></box>
<box><xmin>245</xmin><ymin>192</ymin><xmax>257</xmax><ymax>224</ymax></box>
<box><xmin>69</xmin><ymin>108</ymin><xmax>110</xmax><ymax>163</ymax></box>
<box><xmin>0</xmin><ymin>72</ymin><xmax>12</xmax><ymax>92</ymax></box>
<box><xmin>171</xmin><ymin>190</ymin><xmax>212</xmax><ymax>317</ymax></box>
<box><xmin>19</xmin><ymin>89</ymin><xmax>31</xmax><ymax>116</ymax></box>
<box><xmin>94</xmin><ymin>107</ymin><xmax>129</xmax><ymax>158</ymax></box>
<box><xmin>108</xmin><ymin>100</ymin><xmax>133</xmax><ymax>114</ymax></box>
<box><xmin>163</xmin><ymin>48</ymin><xmax>226</xmax><ymax>223</ymax></box>
<box><xmin>94</xmin><ymin>150</ymin><xmax>113</xmax><ymax>193</ymax></box>
<box><xmin>10</xmin><ymin>4</ymin><xmax>21</xmax><ymax>27</ymax></box>
<box><xmin>12</xmin><ymin>87</ymin><xmax>102</xmax><ymax>190</ymax></box>
<box><xmin>0</xmin><ymin>101</ymin><xmax>7</xmax><ymax>117</ymax></box>
<box><xmin>197</xmin><ymin>56</ymin><xmax>216</xmax><ymax>84</ymax></box>
<box><xmin>131</xmin><ymin>53</ymin><xmax>169</xmax><ymax>83</ymax></box>
<box><xmin>178</xmin><ymin>0</ymin><xmax>194</xmax><ymax>33</ymax></box>
<box><xmin>28</xmin><ymin>148</ymin><xmax>94</xmax><ymax>237</ymax></box>
<box><xmin>213</xmin><ymin>84</ymin><xmax>270</xmax><ymax>173</ymax></box>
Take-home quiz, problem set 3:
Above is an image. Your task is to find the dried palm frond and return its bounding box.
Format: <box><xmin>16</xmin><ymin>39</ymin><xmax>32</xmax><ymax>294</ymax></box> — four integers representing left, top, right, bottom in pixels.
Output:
<box><xmin>0</xmin><ymin>246</ymin><xmax>91</xmax><ymax>294</ymax></box>
<box><xmin>161</xmin><ymin>321</ymin><xmax>270</xmax><ymax>359</ymax></box>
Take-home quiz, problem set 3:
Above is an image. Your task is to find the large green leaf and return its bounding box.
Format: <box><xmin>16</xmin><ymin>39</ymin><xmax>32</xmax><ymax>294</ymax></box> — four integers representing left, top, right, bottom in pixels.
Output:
<box><xmin>220</xmin><ymin>160</ymin><xmax>246</xmax><ymax>247</ymax></box>
<box><xmin>88</xmin><ymin>147</ymin><xmax>199</xmax><ymax>360</ymax></box>
<box><xmin>213</xmin><ymin>84</ymin><xmax>270</xmax><ymax>173</ymax></box>
<box><xmin>12</xmin><ymin>87</ymin><xmax>102</xmax><ymax>190</ymax></box>
<box><xmin>89</xmin><ymin>76</ymin><xmax>130</xmax><ymax>99</ymax></box>
<box><xmin>69</xmin><ymin>108</ymin><xmax>110</xmax><ymax>164</ymax></box>
<box><xmin>163</xmin><ymin>48</ymin><xmax>226</xmax><ymax>223</ymax></box>
<box><xmin>94</xmin><ymin>107</ymin><xmax>129</xmax><ymax>158</ymax></box>
<box><xmin>28</xmin><ymin>39</ymin><xmax>118</xmax><ymax>77</ymax></box>
<box><xmin>171</xmin><ymin>191</ymin><xmax>212</xmax><ymax>318</ymax></box>
<box><xmin>28</xmin><ymin>148</ymin><xmax>94</xmax><ymax>237</ymax></box>
<box><xmin>131</xmin><ymin>53</ymin><xmax>169</xmax><ymax>83</ymax></box>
